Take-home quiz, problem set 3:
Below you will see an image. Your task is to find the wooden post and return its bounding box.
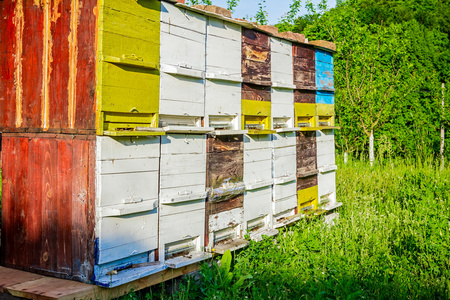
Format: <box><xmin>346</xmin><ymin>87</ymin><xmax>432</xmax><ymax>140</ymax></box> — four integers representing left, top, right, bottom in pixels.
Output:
<box><xmin>369</xmin><ymin>128</ymin><xmax>374</xmax><ymax>166</ymax></box>
<box><xmin>441</xmin><ymin>82</ymin><xmax>445</xmax><ymax>171</ymax></box>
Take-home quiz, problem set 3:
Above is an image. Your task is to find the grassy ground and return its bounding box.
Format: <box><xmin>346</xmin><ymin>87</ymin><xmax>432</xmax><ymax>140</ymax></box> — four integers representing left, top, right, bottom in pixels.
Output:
<box><xmin>126</xmin><ymin>156</ymin><xmax>450</xmax><ymax>300</ymax></box>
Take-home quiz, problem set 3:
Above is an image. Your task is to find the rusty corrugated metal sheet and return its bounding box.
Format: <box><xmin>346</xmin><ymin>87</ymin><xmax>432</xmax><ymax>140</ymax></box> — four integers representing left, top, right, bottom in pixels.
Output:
<box><xmin>1</xmin><ymin>134</ymin><xmax>96</xmax><ymax>283</ymax></box>
<box><xmin>0</xmin><ymin>0</ymin><xmax>97</xmax><ymax>134</ymax></box>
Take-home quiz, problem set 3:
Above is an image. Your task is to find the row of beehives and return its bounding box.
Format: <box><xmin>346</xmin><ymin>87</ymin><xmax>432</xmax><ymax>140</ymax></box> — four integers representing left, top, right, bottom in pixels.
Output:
<box><xmin>99</xmin><ymin>0</ymin><xmax>336</xmax><ymax>137</ymax></box>
<box><xmin>93</xmin><ymin>129</ymin><xmax>339</xmax><ymax>287</ymax></box>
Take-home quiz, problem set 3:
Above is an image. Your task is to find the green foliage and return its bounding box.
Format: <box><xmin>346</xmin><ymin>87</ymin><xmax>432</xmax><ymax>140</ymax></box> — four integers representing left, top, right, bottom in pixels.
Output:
<box><xmin>140</xmin><ymin>157</ymin><xmax>450</xmax><ymax>299</ymax></box>
<box><xmin>276</xmin><ymin>0</ymin><xmax>450</xmax><ymax>161</ymax></box>
<box><xmin>226</xmin><ymin>0</ymin><xmax>239</xmax><ymax>13</ymax></box>
<box><xmin>255</xmin><ymin>1</ymin><xmax>269</xmax><ymax>25</ymax></box>
<box><xmin>186</xmin><ymin>0</ymin><xmax>212</xmax><ymax>5</ymax></box>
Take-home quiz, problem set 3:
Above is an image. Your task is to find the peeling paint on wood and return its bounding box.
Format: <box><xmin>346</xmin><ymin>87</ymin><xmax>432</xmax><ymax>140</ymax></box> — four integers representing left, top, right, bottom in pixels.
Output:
<box><xmin>294</xmin><ymin>90</ymin><xmax>315</xmax><ymax>104</ymax></box>
<box><xmin>242</xmin><ymin>83</ymin><xmax>271</xmax><ymax>102</ymax></box>
<box><xmin>1</xmin><ymin>134</ymin><xmax>95</xmax><ymax>282</ymax></box>
<box><xmin>242</xmin><ymin>28</ymin><xmax>271</xmax><ymax>84</ymax></box>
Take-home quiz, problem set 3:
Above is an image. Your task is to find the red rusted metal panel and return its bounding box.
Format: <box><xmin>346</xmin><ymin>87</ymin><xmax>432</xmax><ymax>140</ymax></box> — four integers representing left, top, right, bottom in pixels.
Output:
<box><xmin>1</xmin><ymin>134</ymin><xmax>96</xmax><ymax>282</ymax></box>
<box><xmin>242</xmin><ymin>28</ymin><xmax>271</xmax><ymax>84</ymax></box>
<box><xmin>294</xmin><ymin>90</ymin><xmax>316</xmax><ymax>104</ymax></box>
<box><xmin>0</xmin><ymin>0</ymin><xmax>97</xmax><ymax>134</ymax></box>
<box><xmin>293</xmin><ymin>44</ymin><xmax>315</xmax><ymax>89</ymax></box>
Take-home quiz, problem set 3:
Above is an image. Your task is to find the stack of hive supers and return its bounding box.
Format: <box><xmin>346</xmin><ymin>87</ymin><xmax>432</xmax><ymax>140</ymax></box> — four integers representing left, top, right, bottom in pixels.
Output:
<box><xmin>0</xmin><ymin>0</ymin><xmax>340</xmax><ymax>289</ymax></box>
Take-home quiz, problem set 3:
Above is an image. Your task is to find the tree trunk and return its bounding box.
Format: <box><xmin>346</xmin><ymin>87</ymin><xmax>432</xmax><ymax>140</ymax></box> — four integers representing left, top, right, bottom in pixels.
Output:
<box><xmin>344</xmin><ymin>151</ymin><xmax>348</xmax><ymax>164</ymax></box>
<box><xmin>441</xmin><ymin>82</ymin><xmax>445</xmax><ymax>171</ymax></box>
<box><xmin>369</xmin><ymin>128</ymin><xmax>374</xmax><ymax>166</ymax></box>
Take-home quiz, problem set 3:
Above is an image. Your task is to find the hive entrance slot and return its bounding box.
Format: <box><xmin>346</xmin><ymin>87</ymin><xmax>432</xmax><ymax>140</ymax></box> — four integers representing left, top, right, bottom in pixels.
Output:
<box><xmin>297</xmin><ymin>116</ymin><xmax>313</xmax><ymax>128</ymax></box>
<box><xmin>159</xmin><ymin>115</ymin><xmax>202</xmax><ymax>128</ymax></box>
<box><xmin>209</xmin><ymin>116</ymin><xmax>235</xmax><ymax>130</ymax></box>
<box><xmin>318</xmin><ymin>116</ymin><xmax>332</xmax><ymax>127</ymax></box>
<box><xmin>273</xmin><ymin>117</ymin><xmax>291</xmax><ymax>129</ymax></box>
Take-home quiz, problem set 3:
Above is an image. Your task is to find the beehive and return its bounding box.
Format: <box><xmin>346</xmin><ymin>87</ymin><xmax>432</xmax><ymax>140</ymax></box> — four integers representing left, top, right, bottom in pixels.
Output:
<box><xmin>0</xmin><ymin>0</ymin><xmax>340</xmax><ymax>288</ymax></box>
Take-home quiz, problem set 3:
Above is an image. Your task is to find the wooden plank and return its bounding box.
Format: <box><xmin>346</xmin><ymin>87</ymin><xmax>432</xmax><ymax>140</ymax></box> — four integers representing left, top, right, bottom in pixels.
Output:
<box><xmin>207</xmin><ymin>151</ymin><xmax>243</xmax><ymax>189</ymax></box>
<box><xmin>97</xmin><ymin>136</ymin><xmax>160</xmax><ymax>161</ymax></box>
<box><xmin>0</xmin><ymin>267</ymin><xmax>44</xmax><ymax>293</ymax></box>
<box><xmin>242</xmin><ymin>28</ymin><xmax>269</xmax><ymax>49</ymax></box>
<box><xmin>273</xmin><ymin>182</ymin><xmax>297</xmax><ymax>201</ymax></box>
<box><xmin>205</xmin><ymin>80</ymin><xmax>241</xmax><ymax>118</ymax></box>
<box><xmin>206</xmin><ymin>34</ymin><xmax>241</xmax><ymax>76</ymax></box>
<box><xmin>71</xmin><ymin>139</ymin><xmax>90</xmax><ymax>282</ymax></box>
<box><xmin>207</xmin><ymin>18</ymin><xmax>241</xmax><ymax>40</ymax></box>
<box><xmin>243</xmin><ymin>186</ymin><xmax>272</xmax><ymax>222</ymax></box>
<box><xmin>56</xmin><ymin>139</ymin><xmax>73</xmax><ymax>276</ymax></box>
<box><xmin>161</xmin><ymin>2</ymin><xmax>206</xmax><ymax>34</ymax></box>
<box><xmin>297</xmin><ymin>175</ymin><xmax>318</xmax><ymax>190</ymax></box>
<box><xmin>161</xmin><ymin>134</ymin><xmax>206</xmax><ymax>155</ymax></box>
<box><xmin>98</xmin><ymin>212</ymin><xmax>158</xmax><ymax>264</ymax></box>
<box><xmin>160</xmin><ymin>73</ymin><xmax>204</xmax><ymax>117</ymax></box>
<box><xmin>159</xmin><ymin>209</ymin><xmax>205</xmax><ymax>248</ymax></box>
<box><xmin>207</xmin><ymin>135</ymin><xmax>243</xmax><ymax>153</ymax></box>
<box><xmin>242</xmin><ymin>83</ymin><xmax>271</xmax><ymax>102</ymax></box>
<box><xmin>208</xmin><ymin>207</ymin><xmax>244</xmax><ymax>233</ymax></box>
<box><xmin>99</xmin><ymin>172</ymin><xmax>159</xmax><ymax>207</ymax></box>
<box><xmin>77</xmin><ymin>0</ymin><xmax>98</xmax><ymax>129</ymax></box>
<box><xmin>28</xmin><ymin>137</ymin><xmax>43</xmax><ymax>270</ymax></box>
<box><xmin>272</xmin><ymin>132</ymin><xmax>296</xmax><ymax>148</ymax></box>
<box><xmin>21</xmin><ymin>0</ymin><xmax>44</xmax><ymax>130</ymax></box>
<box><xmin>292</xmin><ymin>44</ymin><xmax>315</xmax><ymax>59</ymax></box>
<box><xmin>294</xmin><ymin>90</ymin><xmax>316</xmax><ymax>104</ymax></box>
<box><xmin>49</xmin><ymin>0</ymin><xmax>70</xmax><ymax>130</ymax></box>
<box><xmin>41</xmin><ymin>138</ymin><xmax>58</xmax><ymax>272</ymax></box>
<box><xmin>293</xmin><ymin>70</ymin><xmax>315</xmax><ymax>87</ymax></box>
<box><xmin>0</xmin><ymin>263</ymin><xmax>202</xmax><ymax>300</ymax></box>
<box><xmin>207</xmin><ymin>195</ymin><xmax>244</xmax><ymax>216</ymax></box>
<box><xmin>1</xmin><ymin>137</ymin><xmax>14</xmax><ymax>265</ymax></box>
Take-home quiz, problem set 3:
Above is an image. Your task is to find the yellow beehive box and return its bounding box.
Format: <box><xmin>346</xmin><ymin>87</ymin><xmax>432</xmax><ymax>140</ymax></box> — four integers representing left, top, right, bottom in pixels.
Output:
<box><xmin>241</xmin><ymin>100</ymin><xmax>275</xmax><ymax>135</ymax></box>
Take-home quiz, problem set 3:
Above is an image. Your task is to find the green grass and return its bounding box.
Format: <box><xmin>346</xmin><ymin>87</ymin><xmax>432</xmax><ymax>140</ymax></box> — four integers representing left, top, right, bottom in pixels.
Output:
<box><xmin>132</xmin><ymin>156</ymin><xmax>450</xmax><ymax>300</ymax></box>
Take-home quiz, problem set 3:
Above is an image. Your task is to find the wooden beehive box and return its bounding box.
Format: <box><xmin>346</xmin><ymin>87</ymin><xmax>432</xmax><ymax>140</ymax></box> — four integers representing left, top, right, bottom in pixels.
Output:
<box><xmin>159</xmin><ymin>1</ymin><xmax>206</xmax><ymax>122</ymax></box>
<box><xmin>159</xmin><ymin>134</ymin><xmax>211</xmax><ymax>268</ymax></box>
<box><xmin>272</xmin><ymin>132</ymin><xmax>298</xmax><ymax>227</ymax></box>
<box><xmin>296</xmin><ymin>131</ymin><xmax>319</xmax><ymax>212</ymax></box>
<box><xmin>0</xmin><ymin>0</ymin><xmax>163</xmax><ymax>137</ymax></box>
<box><xmin>205</xmin><ymin>135</ymin><xmax>247</xmax><ymax>254</ymax></box>
<box><xmin>205</xmin><ymin>18</ymin><xmax>242</xmax><ymax>130</ymax></box>
<box><xmin>1</xmin><ymin>0</ymin><xmax>340</xmax><ymax>289</ymax></box>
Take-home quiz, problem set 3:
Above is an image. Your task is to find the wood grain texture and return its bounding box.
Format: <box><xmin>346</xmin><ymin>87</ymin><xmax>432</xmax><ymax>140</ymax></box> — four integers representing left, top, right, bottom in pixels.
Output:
<box><xmin>292</xmin><ymin>44</ymin><xmax>315</xmax><ymax>59</ymax></box>
<box><xmin>207</xmin><ymin>151</ymin><xmax>244</xmax><ymax>189</ymax></box>
<box><xmin>241</xmin><ymin>83</ymin><xmax>271</xmax><ymax>102</ymax></box>
<box><xmin>0</xmin><ymin>135</ymin><xmax>95</xmax><ymax>282</ymax></box>
<box><xmin>0</xmin><ymin>0</ymin><xmax>97</xmax><ymax>133</ymax></box>
<box><xmin>297</xmin><ymin>175</ymin><xmax>318</xmax><ymax>190</ymax></box>
<box><xmin>296</xmin><ymin>131</ymin><xmax>317</xmax><ymax>175</ymax></box>
<box><xmin>207</xmin><ymin>135</ymin><xmax>243</xmax><ymax>153</ymax></box>
<box><xmin>294</xmin><ymin>90</ymin><xmax>316</xmax><ymax>104</ymax></box>
<box><xmin>242</xmin><ymin>29</ymin><xmax>271</xmax><ymax>83</ymax></box>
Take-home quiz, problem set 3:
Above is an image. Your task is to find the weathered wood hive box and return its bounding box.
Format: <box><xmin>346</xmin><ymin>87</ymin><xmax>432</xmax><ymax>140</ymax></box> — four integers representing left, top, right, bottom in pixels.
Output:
<box><xmin>0</xmin><ymin>0</ymin><xmax>341</xmax><ymax>288</ymax></box>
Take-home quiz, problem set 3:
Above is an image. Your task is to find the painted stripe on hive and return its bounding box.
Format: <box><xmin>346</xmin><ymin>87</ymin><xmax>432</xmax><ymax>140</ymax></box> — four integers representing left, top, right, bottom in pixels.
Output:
<box><xmin>68</xmin><ymin>0</ymin><xmax>80</xmax><ymax>128</ymax></box>
<box><xmin>41</xmin><ymin>0</ymin><xmax>52</xmax><ymax>130</ymax></box>
<box><xmin>13</xmin><ymin>0</ymin><xmax>24</xmax><ymax>128</ymax></box>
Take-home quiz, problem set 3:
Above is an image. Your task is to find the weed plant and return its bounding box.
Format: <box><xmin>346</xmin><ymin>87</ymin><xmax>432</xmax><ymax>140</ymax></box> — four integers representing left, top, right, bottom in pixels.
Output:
<box><xmin>133</xmin><ymin>156</ymin><xmax>449</xmax><ymax>300</ymax></box>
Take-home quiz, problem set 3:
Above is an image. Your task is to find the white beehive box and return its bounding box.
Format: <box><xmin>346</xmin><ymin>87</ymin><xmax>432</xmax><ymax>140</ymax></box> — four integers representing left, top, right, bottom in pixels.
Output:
<box><xmin>159</xmin><ymin>134</ymin><xmax>211</xmax><ymax>268</ymax></box>
<box><xmin>316</xmin><ymin>130</ymin><xmax>340</xmax><ymax>209</ymax></box>
<box><xmin>243</xmin><ymin>134</ymin><xmax>277</xmax><ymax>240</ymax></box>
<box><xmin>205</xmin><ymin>18</ymin><xmax>242</xmax><ymax>130</ymax></box>
<box><xmin>95</xmin><ymin>136</ymin><xmax>165</xmax><ymax>286</ymax></box>
<box><xmin>272</xmin><ymin>132</ymin><xmax>298</xmax><ymax>227</ymax></box>
<box><xmin>160</xmin><ymin>2</ymin><xmax>206</xmax><ymax>118</ymax></box>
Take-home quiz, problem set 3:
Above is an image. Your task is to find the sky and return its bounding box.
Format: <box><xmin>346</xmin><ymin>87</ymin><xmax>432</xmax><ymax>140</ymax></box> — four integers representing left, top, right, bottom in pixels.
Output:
<box><xmin>212</xmin><ymin>0</ymin><xmax>337</xmax><ymax>25</ymax></box>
